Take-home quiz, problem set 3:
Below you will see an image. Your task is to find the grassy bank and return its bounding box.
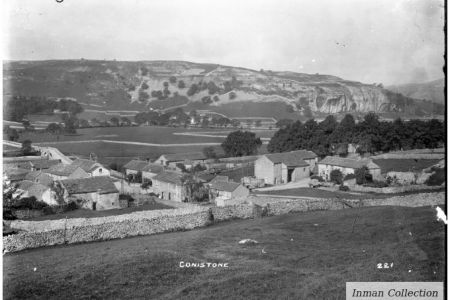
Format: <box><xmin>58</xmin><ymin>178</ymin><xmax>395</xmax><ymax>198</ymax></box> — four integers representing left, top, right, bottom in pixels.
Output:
<box><xmin>4</xmin><ymin>205</ymin><xmax>445</xmax><ymax>299</ymax></box>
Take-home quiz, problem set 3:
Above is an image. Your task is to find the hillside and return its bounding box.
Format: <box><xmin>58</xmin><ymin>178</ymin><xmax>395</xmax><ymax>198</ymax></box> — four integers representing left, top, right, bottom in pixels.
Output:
<box><xmin>3</xmin><ymin>60</ymin><xmax>444</xmax><ymax>120</ymax></box>
<box><xmin>387</xmin><ymin>78</ymin><xmax>445</xmax><ymax>105</ymax></box>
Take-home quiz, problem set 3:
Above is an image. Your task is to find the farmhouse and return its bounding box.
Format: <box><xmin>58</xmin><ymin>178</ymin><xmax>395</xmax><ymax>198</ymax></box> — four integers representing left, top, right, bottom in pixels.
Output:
<box><xmin>45</xmin><ymin>163</ymin><xmax>89</xmax><ymax>180</ymax></box>
<box><xmin>209</xmin><ymin>181</ymin><xmax>249</xmax><ymax>207</ymax></box>
<box><xmin>59</xmin><ymin>176</ymin><xmax>120</xmax><ymax>210</ymax></box>
<box><xmin>16</xmin><ymin>180</ymin><xmax>57</xmax><ymax>206</ymax></box>
<box><xmin>254</xmin><ymin>150</ymin><xmax>318</xmax><ymax>185</ymax></box>
<box><xmin>18</xmin><ymin>159</ymin><xmax>61</xmax><ymax>171</ymax></box>
<box><xmin>24</xmin><ymin>171</ymin><xmax>54</xmax><ymax>187</ymax></box>
<box><xmin>4</xmin><ymin>168</ymin><xmax>30</xmax><ymax>182</ymax></box>
<box><xmin>124</xmin><ymin>160</ymin><xmax>149</xmax><ymax>173</ymax></box>
<box><xmin>70</xmin><ymin>159</ymin><xmax>110</xmax><ymax>177</ymax></box>
<box><xmin>318</xmin><ymin>156</ymin><xmax>381</xmax><ymax>181</ymax></box>
<box><xmin>142</xmin><ymin>163</ymin><xmax>164</xmax><ymax>181</ymax></box>
<box><xmin>152</xmin><ymin>171</ymin><xmax>186</xmax><ymax>202</ymax></box>
<box><xmin>155</xmin><ymin>153</ymin><xmax>207</xmax><ymax>169</ymax></box>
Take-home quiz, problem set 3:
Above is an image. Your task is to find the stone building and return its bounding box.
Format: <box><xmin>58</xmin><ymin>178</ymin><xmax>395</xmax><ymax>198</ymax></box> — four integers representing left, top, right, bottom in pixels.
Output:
<box><xmin>317</xmin><ymin>156</ymin><xmax>381</xmax><ymax>181</ymax></box>
<box><xmin>70</xmin><ymin>159</ymin><xmax>110</xmax><ymax>177</ymax></box>
<box><xmin>209</xmin><ymin>181</ymin><xmax>250</xmax><ymax>207</ymax></box>
<box><xmin>254</xmin><ymin>150</ymin><xmax>318</xmax><ymax>185</ymax></box>
<box><xmin>152</xmin><ymin>171</ymin><xmax>186</xmax><ymax>202</ymax></box>
<box><xmin>59</xmin><ymin>176</ymin><xmax>120</xmax><ymax>210</ymax></box>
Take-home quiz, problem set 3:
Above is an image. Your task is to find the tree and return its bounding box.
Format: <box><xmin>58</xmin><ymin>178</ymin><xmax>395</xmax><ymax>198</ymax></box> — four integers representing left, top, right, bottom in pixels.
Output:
<box><xmin>163</xmin><ymin>81</ymin><xmax>169</xmax><ymax>88</ymax></box>
<box><xmin>22</xmin><ymin>119</ymin><xmax>31</xmax><ymax>130</ymax></box>
<box><xmin>169</xmin><ymin>76</ymin><xmax>177</xmax><ymax>84</ymax></box>
<box><xmin>329</xmin><ymin>169</ymin><xmax>343</xmax><ymax>184</ymax></box>
<box><xmin>46</xmin><ymin>123</ymin><xmax>63</xmax><ymax>134</ymax></box>
<box><xmin>141</xmin><ymin>82</ymin><xmax>149</xmax><ymax>90</ymax></box>
<box><xmin>176</xmin><ymin>163</ymin><xmax>188</xmax><ymax>173</ymax></box>
<box><xmin>228</xmin><ymin>92</ymin><xmax>237</xmax><ymax>100</ymax></box>
<box><xmin>187</xmin><ymin>84</ymin><xmax>199</xmax><ymax>96</ymax></box>
<box><xmin>202</xmin><ymin>96</ymin><xmax>212</xmax><ymax>104</ymax></box>
<box><xmin>138</xmin><ymin>89</ymin><xmax>150</xmax><ymax>102</ymax></box>
<box><xmin>181</xmin><ymin>174</ymin><xmax>209</xmax><ymax>202</ymax></box>
<box><xmin>21</xmin><ymin>140</ymin><xmax>34</xmax><ymax>155</ymax></box>
<box><xmin>213</xmin><ymin>95</ymin><xmax>220</xmax><ymax>102</ymax></box>
<box><xmin>6</xmin><ymin>127</ymin><xmax>19</xmax><ymax>141</ymax></box>
<box><xmin>178</xmin><ymin>80</ymin><xmax>186</xmax><ymax>89</ymax></box>
<box><xmin>221</xmin><ymin>131</ymin><xmax>262</xmax><ymax>157</ymax></box>
<box><xmin>120</xmin><ymin>116</ymin><xmax>131</xmax><ymax>126</ymax></box>
<box><xmin>276</xmin><ymin>119</ymin><xmax>294</xmax><ymax>128</ymax></box>
<box><xmin>355</xmin><ymin>167</ymin><xmax>372</xmax><ymax>185</ymax></box>
<box><xmin>110</xmin><ymin>117</ymin><xmax>120</xmax><ymax>127</ymax></box>
<box><xmin>203</xmin><ymin>146</ymin><xmax>217</xmax><ymax>159</ymax></box>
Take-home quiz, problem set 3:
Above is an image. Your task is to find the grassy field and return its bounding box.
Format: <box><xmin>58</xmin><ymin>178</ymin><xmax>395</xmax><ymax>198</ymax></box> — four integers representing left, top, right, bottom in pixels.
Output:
<box><xmin>19</xmin><ymin>126</ymin><xmax>228</xmax><ymax>144</ymax></box>
<box><xmin>255</xmin><ymin>187</ymin><xmax>446</xmax><ymax>199</ymax></box>
<box><xmin>3</xmin><ymin>205</ymin><xmax>445</xmax><ymax>299</ymax></box>
<box><xmin>372</xmin><ymin>159</ymin><xmax>441</xmax><ymax>173</ymax></box>
<box><xmin>28</xmin><ymin>202</ymin><xmax>174</xmax><ymax>221</ymax></box>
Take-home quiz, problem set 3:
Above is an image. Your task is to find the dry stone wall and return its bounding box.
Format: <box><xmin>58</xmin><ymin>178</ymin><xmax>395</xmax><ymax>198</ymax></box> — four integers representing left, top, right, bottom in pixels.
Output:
<box><xmin>4</xmin><ymin>192</ymin><xmax>445</xmax><ymax>253</ymax></box>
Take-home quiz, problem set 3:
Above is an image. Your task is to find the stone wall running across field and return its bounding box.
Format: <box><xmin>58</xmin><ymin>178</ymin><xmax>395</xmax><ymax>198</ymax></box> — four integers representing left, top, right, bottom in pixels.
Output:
<box><xmin>4</xmin><ymin>192</ymin><xmax>445</xmax><ymax>253</ymax></box>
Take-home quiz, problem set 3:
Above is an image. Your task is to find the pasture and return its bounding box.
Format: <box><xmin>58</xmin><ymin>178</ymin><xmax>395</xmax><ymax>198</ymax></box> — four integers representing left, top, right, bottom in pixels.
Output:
<box><xmin>3</xmin><ymin>205</ymin><xmax>445</xmax><ymax>299</ymax></box>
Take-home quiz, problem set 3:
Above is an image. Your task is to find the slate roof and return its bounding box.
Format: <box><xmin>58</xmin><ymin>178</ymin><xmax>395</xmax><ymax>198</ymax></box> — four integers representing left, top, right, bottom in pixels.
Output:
<box><xmin>264</xmin><ymin>150</ymin><xmax>315</xmax><ymax>167</ymax></box>
<box><xmin>142</xmin><ymin>163</ymin><xmax>164</xmax><ymax>174</ymax></box>
<box><xmin>17</xmin><ymin>180</ymin><xmax>50</xmax><ymax>198</ymax></box>
<box><xmin>319</xmin><ymin>156</ymin><xmax>379</xmax><ymax>170</ymax></box>
<box><xmin>210</xmin><ymin>175</ymin><xmax>229</xmax><ymax>184</ymax></box>
<box><xmin>160</xmin><ymin>152</ymin><xmax>206</xmax><ymax>162</ymax></box>
<box><xmin>4</xmin><ymin>168</ymin><xmax>30</xmax><ymax>181</ymax></box>
<box><xmin>45</xmin><ymin>163</ymin><xmax>82</xmax><ymax>176</ymax></box>
<box><xmin>24</xmin><ymin>171</ymin><xmax>54</xmax><ymax>187</ymax></box>
<box><xmin>60</xmin><ymin>176</ymin><xmax>119</xmax><ymax>195</ymax></box>
<box><xmin>210</xmin><ymin>181</ymin><xmax>242</xmax><ymax>192</ymax></box>
<box><xmin>70</xmin><ymin>159</ymin><xmax>100</xmax><ymax>172</ymax></box>
<box><xmin>30</xmin><ymin>159</ymin><xmax>61</xmax><ymax>170</ymax></box>
<box><xmin>124</xmin><ymin>160</ymin><xmax>151</xmax><ymax>171</ymax></box>
<box><xmin>153</xmin><ymin>171</ymin><xmax>184</xmax><ymax>185</ymax></box>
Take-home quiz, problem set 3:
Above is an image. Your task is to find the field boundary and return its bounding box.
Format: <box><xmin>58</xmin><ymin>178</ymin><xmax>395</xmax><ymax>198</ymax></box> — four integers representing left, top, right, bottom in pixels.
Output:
<box><xmin>4</xmin><ymin>192</ymin><xmax>444</xmax><ymax>253</ymax></box>
<box><xmin>35</xmin><ymin>139</ymin><xmax>222</xmax><ymax>147</ymax></box>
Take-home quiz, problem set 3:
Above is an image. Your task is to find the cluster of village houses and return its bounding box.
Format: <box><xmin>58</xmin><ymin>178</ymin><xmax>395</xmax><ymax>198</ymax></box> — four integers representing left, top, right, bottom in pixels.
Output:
<box><xmin>4</xmin><ymin>142</ymin><xmax>384</xmax><ymax>211</ymax></box>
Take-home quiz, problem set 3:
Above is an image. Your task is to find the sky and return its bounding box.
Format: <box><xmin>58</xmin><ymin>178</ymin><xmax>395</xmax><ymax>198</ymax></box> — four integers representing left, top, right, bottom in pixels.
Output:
<box><xmin>2</xmin><ymin>0</ymin><xmax>445</xmax><ymax>85</ymax></box>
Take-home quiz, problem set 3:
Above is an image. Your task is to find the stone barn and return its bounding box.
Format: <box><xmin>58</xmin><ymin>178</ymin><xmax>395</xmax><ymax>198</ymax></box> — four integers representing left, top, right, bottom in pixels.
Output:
<box><xmin>254</xmin><ymin>150</ymin><xmax>318</xmax><ymax>185</ymax></box>
<box><xmin>59</xmin><ymin>176</ymin><xmax>120</xmax><ymax>210</ymax></box>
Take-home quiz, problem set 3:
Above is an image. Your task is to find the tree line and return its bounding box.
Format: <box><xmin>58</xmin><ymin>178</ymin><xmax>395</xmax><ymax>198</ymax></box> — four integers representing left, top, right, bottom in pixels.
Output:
<box><xmin>7</xmin><ymin>96</ymin><xmax>83</xmax><ymax>122</ymax></box>
<box><xmin>268</xmin><ymin>113</ymin><xmax>445</xmax><ymax>156</ymax></box>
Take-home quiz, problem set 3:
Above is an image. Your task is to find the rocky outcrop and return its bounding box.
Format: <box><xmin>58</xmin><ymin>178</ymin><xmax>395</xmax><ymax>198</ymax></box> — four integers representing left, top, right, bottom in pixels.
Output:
<box><xmin>4</xmin><ymin>60</ymin><xmax>440</xmax><ymax>116</ymax></box>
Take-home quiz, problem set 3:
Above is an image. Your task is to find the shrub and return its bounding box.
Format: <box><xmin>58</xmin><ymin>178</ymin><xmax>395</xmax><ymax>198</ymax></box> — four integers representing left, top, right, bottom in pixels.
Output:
<box><xmin>42</xmin><ymin>206</ymin><xmax>54</xmax><ymax>215</ymax></box>
<box><xmin>329</xmin><ymin>169</ymin><xmax>343</xmax><ymax>184</ymax></box>
<box><xmin>425</xmin><ymin>168</ymin><xmax>445</xmax><ymax>186</ymax></box>
<box><xmin>363</xmin><ymin>180</ymin><xmax>388</xmax><ymax>188</ymax></box>
<box><xmin>3</xmin><ymin>208</ymin><xmax>17</xmax><ymax>220</ymax></box>
<box><xmin>344</xmin><ymin>173</ymin><xmax>356</xmax><ymax>180</ymax></box>
<box><xmin>66</xmin><ymin>201</ymin><xmax>78</xmax><ymax>211</ymax></box>
<box><xmin>339</xmin><ymin>185</ymin><xmax>350</xmax><ymax>191</ymax></box>
<box><xmin>355</xmin><ymin>167</ymin><xmax>372</xmax><ymax>185</ymax></box>
<box><xmin>12</xmin><ymin>196</ymin><xmax>48</xmax><ymax>210</ymax></box>
<box><xmin>141</xmin><ymin>181</ymin><xmax>152</xmax><ymax>189</ymax></box>
<box><xmin>119</xmin><ymin>194</ymin><xmax>134</xmax><ymax>201</ymax></box>
<box><xmin>311</xmin><ymin>175</ymin><xmax>325</xmax><ymax>182</ymax></box>
<box><xmin>229</xmin><ymin>92</ymin><xmax>237</xmax><ymax>100</ymax></box>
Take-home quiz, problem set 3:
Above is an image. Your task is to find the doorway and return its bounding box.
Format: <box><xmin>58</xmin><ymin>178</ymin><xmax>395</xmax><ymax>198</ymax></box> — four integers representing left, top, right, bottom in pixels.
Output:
<box><xmin>92</xmin><ymin>202</ymin><xmax>97</xmax><ymax>211</ymax></box>
<box><xmin>287</xmin><ymin>168</ymin><xmax>294</xmax><ymax>182</ymax></box>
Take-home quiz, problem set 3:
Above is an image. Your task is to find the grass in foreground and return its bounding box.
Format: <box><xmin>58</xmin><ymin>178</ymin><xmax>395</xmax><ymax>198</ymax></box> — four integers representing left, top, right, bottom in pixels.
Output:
<box><xmin>4</xmin><ymin>205</ymin><xmax>445</xmax><ymax>299</ymax></box>
<box><xmin>28</xmin><ymin>202</ymin><xmax>174</xmax><ymax>221</ymax></box>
